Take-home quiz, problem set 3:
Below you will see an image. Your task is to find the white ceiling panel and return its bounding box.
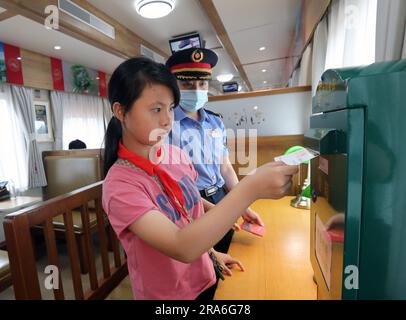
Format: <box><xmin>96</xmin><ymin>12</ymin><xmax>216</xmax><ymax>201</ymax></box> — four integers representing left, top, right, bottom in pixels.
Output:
<box><xmin>230</xmin><ymin>24</ymin><xmax>294</xmax><ymax>64</ymax></box>
<box><xmin>244</xmin><ymin>60</ymin><xmax>286</xmax><ymax>90</ymax></box>
<box><xmin>0</xmin><ymin>0</ymin><xmax>309</xmax><ymax>94</ymax></box>
<box><xmin>212</xmin><ymin>0</ymin><xmax>302</xmax><ymax>90</ymax></box>
<box><xmin>212</xmin><ymin>0</ymin><xmax>301</xmax><ymax>33</ymax></box>
<box><xmin>88</xmin><ymin>0</ymin><xmax>222</xmax><ymax>54</ymax></box>
<box><xmin>0</xmin><ymin>15</ymin><xmax>124</xmax><ymax>74</ymax></box>
<box><xmin>87</xmin><ymin>0</ymin><xmax>244</xmax><ymax>91</ymax></box>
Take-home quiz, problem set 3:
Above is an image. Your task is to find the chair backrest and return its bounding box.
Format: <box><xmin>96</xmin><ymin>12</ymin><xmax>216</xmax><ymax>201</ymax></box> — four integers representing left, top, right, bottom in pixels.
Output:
<box><xmin>42</xmin><ymin>149</ymin><xmax>105</xmax><ymax>178</ymax></box>
<box><xmin>43</xmin><ymin>155</ymin><xmax>101</xmax><ymax>200</ymax></box>
<box><xmin>3</xmin><ymin>182</ymin><xmax>127</xmax><ymax>300</ymax></box>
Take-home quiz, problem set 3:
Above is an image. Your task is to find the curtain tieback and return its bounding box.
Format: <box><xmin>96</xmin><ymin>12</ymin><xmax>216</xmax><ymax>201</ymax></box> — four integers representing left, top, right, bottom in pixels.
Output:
<box><xmin>28</xmin><ymin>133</ymin><xmax>37</xmax><ymax>142</ymax></box>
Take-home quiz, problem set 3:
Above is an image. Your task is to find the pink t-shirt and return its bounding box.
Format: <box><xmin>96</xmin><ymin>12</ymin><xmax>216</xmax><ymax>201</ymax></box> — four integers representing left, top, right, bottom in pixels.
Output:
<box><xmin>102</xmin><ymin>144</ymin><xmax>216</xmax><ymax>300</ymax></box>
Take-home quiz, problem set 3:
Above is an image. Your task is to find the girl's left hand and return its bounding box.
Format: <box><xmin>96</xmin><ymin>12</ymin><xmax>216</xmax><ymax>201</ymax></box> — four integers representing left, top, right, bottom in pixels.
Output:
<box><xmin>242</xmin><ymin>207</ymin><xmax>264</xmax><ymax>226</ymax></box>
<box><xmin>213</xmin><ymin>251</ymin><xmax>245</xmax><ymax>276</ymax></box>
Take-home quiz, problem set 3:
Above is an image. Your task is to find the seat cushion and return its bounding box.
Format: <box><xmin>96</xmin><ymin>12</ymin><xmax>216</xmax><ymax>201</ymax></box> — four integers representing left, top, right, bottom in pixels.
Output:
<box><xmin>0</xmin><ymin>250</ymin><xmax>10</xmax><ymax>281</ymax></box>
<box><xmin>52</xmin><ymin>210</ymin><xmax>98</xmax><ymax>233</ymax></box>
<box><xmin>105</xmin><ymin>276</ymin><xmax>134</xmax><ymax>300</ymax></box>
<box><xmin>52</xmin><ymin>209</ymin><xmax>109</xmax><ymax>233</ymax></box>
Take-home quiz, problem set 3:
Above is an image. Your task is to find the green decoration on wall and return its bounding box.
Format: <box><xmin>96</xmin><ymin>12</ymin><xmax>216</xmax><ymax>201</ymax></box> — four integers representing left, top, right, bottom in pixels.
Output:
<box><xmin>0</xmin><ymin>42</ymin><xmax>6</xmax><ymax>83</ymax></box>
<box><xmin>71</xmin><ymin>64</ymin><xmax>93</xmax><ymax>93</ymax></box>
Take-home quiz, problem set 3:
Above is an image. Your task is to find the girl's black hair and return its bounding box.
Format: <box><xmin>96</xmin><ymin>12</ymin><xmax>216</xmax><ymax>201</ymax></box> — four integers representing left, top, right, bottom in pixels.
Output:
<box><xmin>104</xmin><ymin>57</ymin><xmax>180</xmax><ymax>176</ymax></box>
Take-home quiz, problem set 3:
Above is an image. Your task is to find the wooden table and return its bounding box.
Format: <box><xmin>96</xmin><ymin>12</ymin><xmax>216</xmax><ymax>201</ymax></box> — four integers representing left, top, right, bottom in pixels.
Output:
<box><xmin>214</xmin><ymin>197</ymin><xmax>317</xmax><ymax>300</ymax></box>
<box><xmin>0</xmin><ymin>196</ymin><xmax>42</xmax><ymax>244</ymax></box>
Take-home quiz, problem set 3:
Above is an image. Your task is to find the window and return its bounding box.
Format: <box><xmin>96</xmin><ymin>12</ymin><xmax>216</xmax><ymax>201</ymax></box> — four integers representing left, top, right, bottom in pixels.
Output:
<box><xmin>325</xmin><ymin>0</ymin><xmax>378</xmax><ymax>70</ymax></box>
<box><xmin>0</xmin><ymin>85</ymin><xmax>28</xmax><ymax>190</ymax></box>
<box><xmin>59</xmin><ymin>92</ymin><xmax>105</xmax><ymax>149</ymax></box>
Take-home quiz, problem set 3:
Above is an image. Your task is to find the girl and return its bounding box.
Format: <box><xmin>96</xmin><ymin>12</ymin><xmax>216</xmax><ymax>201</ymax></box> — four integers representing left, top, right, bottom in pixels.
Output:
<box><xmin>102</xmin><ymin>57</ymin><xmax>298</xmax><ymax>300</ymax></box>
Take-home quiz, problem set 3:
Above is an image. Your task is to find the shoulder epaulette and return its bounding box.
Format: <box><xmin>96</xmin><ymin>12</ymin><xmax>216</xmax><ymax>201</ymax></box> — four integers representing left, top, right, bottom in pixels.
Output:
<box><xmin>204</xmin><ymin>109</ymin><xmax>223</xmax><ymax>119</ymax></box>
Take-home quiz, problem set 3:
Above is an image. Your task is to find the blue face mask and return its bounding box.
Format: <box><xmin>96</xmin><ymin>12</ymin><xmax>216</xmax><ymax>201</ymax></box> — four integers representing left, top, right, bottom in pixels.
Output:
<box><xmin>179</xmin><ymin>90</ymin><xmax>208</xmax><ymax>112</ymax></box>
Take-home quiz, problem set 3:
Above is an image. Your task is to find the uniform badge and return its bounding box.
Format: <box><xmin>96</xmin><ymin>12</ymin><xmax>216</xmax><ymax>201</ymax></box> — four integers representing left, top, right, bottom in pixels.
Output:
<box><xmin>191</xmin><ymin>49</ymin><xmax>204</xmax><ymax>63</ymax></box>
<box><xmin>211</xmin><ymin>128</ymin><xmax>222</xmax><ymax>138</ymax></box>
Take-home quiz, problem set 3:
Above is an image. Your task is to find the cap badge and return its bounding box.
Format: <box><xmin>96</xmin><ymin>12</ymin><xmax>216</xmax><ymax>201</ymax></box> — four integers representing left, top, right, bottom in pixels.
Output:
<box><xmin>191</xmin><ymin>49</ymin><xmax>204</xmax><ymax>63</ymax></box>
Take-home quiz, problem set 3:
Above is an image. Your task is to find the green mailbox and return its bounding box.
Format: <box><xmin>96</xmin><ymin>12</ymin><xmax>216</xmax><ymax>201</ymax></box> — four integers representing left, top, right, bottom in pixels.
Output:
<box><xmin>305</xmin><ymin>59</ymin><xmax>406</xmax><ymax>300</ymax></box>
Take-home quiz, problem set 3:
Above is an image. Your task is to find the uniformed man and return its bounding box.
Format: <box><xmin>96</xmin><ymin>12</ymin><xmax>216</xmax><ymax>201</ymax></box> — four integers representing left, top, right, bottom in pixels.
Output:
<box><xmin>166</xmin><ymin>48</ymin><xmax>264</xmax><ymax>254</ymax></box>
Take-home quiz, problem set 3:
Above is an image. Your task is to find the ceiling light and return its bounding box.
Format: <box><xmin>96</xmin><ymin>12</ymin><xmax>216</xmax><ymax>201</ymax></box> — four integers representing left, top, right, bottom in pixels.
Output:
<box><xmin>135</xmin><ymin>0</ymin><xmax>175</xmax><ymax>19</ymax></box>
<box><xmin>253</xmin><ymin>106</ymin><xmax>258</xmax><ymax>110</ymax></box>
<box><xmin>54</xmin><ymin>46</ymin><xmax>62</xmax><ymax>50</ymax></box>
<box><xmin>17</xmin><ymin>57</ymin><xmax>22</xmax><ymax>61</ymax></box>
<box><xmin>259</xmin><ymin>47</ymin><xmax>266</xmax><ymax>51</ymax></box>
<box><xmin>216</xmin><ymin>74</ymin><xmax>234</xmax><ymax>83</ymax></box>
<box><xmin>262</xmin><ymin>69</ymin><xmax>267</xmax><ymax>73</ymax></box>
<box><xmin>263</xmin><ymin>81</ymin><xmax>268</xmax><ymax>84</ymax></box>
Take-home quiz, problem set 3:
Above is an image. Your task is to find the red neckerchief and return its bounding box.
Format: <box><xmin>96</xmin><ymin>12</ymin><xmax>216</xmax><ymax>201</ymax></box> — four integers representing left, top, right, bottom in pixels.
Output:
<box><xmin>117</xmin><ymin>141</ymin><xmax>190</xmax><ymax>223</ymax></box>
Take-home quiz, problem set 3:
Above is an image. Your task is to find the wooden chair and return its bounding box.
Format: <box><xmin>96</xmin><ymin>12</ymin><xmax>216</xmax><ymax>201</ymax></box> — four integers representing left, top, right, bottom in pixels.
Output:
<box><xmin>0</xmin><ymin>250</ymin><xmax>12</xmax><ymax>293</ymax></box>
<box><xmin>40</xmin><ymin>150</ymin><xmax>107</xmax><ymax>274</ymax></box>
<box><xmin>4</xmin><ymin>182</ymin><xmax>128</xmax><ymax>300</ymax></box>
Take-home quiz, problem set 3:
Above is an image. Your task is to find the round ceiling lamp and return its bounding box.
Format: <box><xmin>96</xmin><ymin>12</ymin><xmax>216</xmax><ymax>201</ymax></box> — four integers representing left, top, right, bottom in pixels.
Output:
<box><xmin>135</xmin><ymin>0</ymin><xmax>176</xmax><ymax>19</ymax></box>
<box><xmin>216</xmin><ymin>74</ymin><xmax>234</xmax><ymax>83</ymax></box>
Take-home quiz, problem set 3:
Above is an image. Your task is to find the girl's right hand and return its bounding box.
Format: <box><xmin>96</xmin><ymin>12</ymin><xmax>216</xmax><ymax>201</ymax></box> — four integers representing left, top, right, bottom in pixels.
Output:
<box><xmin>245</xmin><ymin>162</ymin><xmax>299</xmax><ymax>200</ymax></box>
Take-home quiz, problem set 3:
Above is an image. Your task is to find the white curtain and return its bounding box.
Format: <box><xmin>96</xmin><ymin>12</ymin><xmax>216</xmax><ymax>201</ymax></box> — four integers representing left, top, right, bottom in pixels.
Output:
<box><xmin>312</xmin><ymin>16</ymin><xmax>329</xmax><ymax>97</ymax></box>
<box><xmin>375</xmin><ymin>0</ymin><xmax>406</xmax><ymax>62</ymax></box>
<box><xmin>325</xmin><ymin>0</ymin><xmax>377</xmax><ymax>70</ymax></box>
<box><xmin>57</xmin><ymin>92</ymin><xmax>106</xmax><ymax>149</ymax></box>
<box><xmin>403</xmin><ymin>32</ymin><xmax>406</xmax><ymax>58</ymax></box>
<box><xmin>298</xmin><ymin>44</ymin><xmax>313</xmax><ymax>86</ymax></box>
<box><xmin>102</xmin><ymin>97</ymin><xmax>113</xmax><ymax>132</ymax></box>
<box><xmin>0</xmin><ymin>84</ymin><xmax>28</xmax><ymax>190</ymax></box>
<box><xmin>289</xmin><ymin>68</ymin><xmax>300</xmax><ymax>87</ymax></box>
<box><xmin>11</xmin><ymin>85</ymin><xmax>47</xmax><ymax>188</ymax></box>
<box><xmin>50</xmin><ymin>91</ymin><xmax>64</xmax><ymax>150</ymax></box>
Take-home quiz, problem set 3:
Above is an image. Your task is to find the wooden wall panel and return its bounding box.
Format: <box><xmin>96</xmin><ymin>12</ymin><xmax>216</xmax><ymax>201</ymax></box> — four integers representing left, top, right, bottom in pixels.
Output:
<box><xmin>105</xmin><ymin>73</ymin><xmax>111</xmax><ymax>91</ymax></box>
<box><xmin>228</xmin><ymin>135</ymin><xmax>308</xmax><ymax>196</ymax></box>
<box><xmin>209</xmin><ymin>86</ymin><xmax>311</xmax><ymax>102</ymax></box>
<box><xmin>20</xmin><ymin>49</ymin><xmax>53</xmax><ymax>90</ymax></box>
<box><xmin>303</xmin><ymin>0</ymin><xmax>331</xmax><ymax>44</ymax></box>
<box><xmin>6</xmin><ymin>47</ymin><xmax>112</xmax><ymax>93</ymax></box>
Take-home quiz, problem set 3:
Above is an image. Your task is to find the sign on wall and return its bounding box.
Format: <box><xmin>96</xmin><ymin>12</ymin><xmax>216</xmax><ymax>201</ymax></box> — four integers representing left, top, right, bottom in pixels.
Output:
<box><xmin>0</xmin><ymin>42</ymin><xmax>24</xmax><ymax>85</ymax></box>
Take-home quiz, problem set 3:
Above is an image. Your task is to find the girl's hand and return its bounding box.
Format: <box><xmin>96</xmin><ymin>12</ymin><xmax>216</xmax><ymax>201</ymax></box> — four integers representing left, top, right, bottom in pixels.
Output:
<box><xmin>246</xmin><ymin>162</ymin><xmax>299</xmax><ymax>200</ymax></box>
<box><xmin>233</xmin><ymin>208</ymin><xmax>264</xmax><ymax>231</ymax></box>
<box><xmin>242</xmin><ymin>207</ymin><xmax>264</xmax><ymax>226</ymax></box>
<box><xmin>213</xmin><ymin>250</ymin><xmax>245</xmax><ymax>276</ymax></box>
<box><xmin>232</xmin><ymin>222</ymin><xmax>241</xmax><ymax>231</ymax></box>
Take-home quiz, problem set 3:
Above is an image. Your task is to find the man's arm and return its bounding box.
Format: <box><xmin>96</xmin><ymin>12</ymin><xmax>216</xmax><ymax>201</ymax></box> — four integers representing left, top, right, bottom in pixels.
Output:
<box><xmin>220</xmin><ymin>155</ymin><xmax>264</xmax><ymax>226</ymax></box>
<box><xmin>220</xmin><ymin>155</ymin><xmax>239</xmax><ymax>192</ymax></box>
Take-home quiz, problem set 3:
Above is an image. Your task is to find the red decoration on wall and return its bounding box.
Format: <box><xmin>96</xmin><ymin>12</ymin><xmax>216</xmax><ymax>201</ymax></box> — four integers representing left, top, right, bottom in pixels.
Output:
<box><xmin>98</xmin><ymin>71</ymin><xmax>107</xmax><ymax>97</ymax></box>
<box><xmin>3</xmin><ymin>43</ymin><xmax>24</xmax><ymax>85</ymax></box>
<box><xmin>50</xmin><ymin>57</ymin><xmax>65</xmax><ymax>91</ymax></box>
